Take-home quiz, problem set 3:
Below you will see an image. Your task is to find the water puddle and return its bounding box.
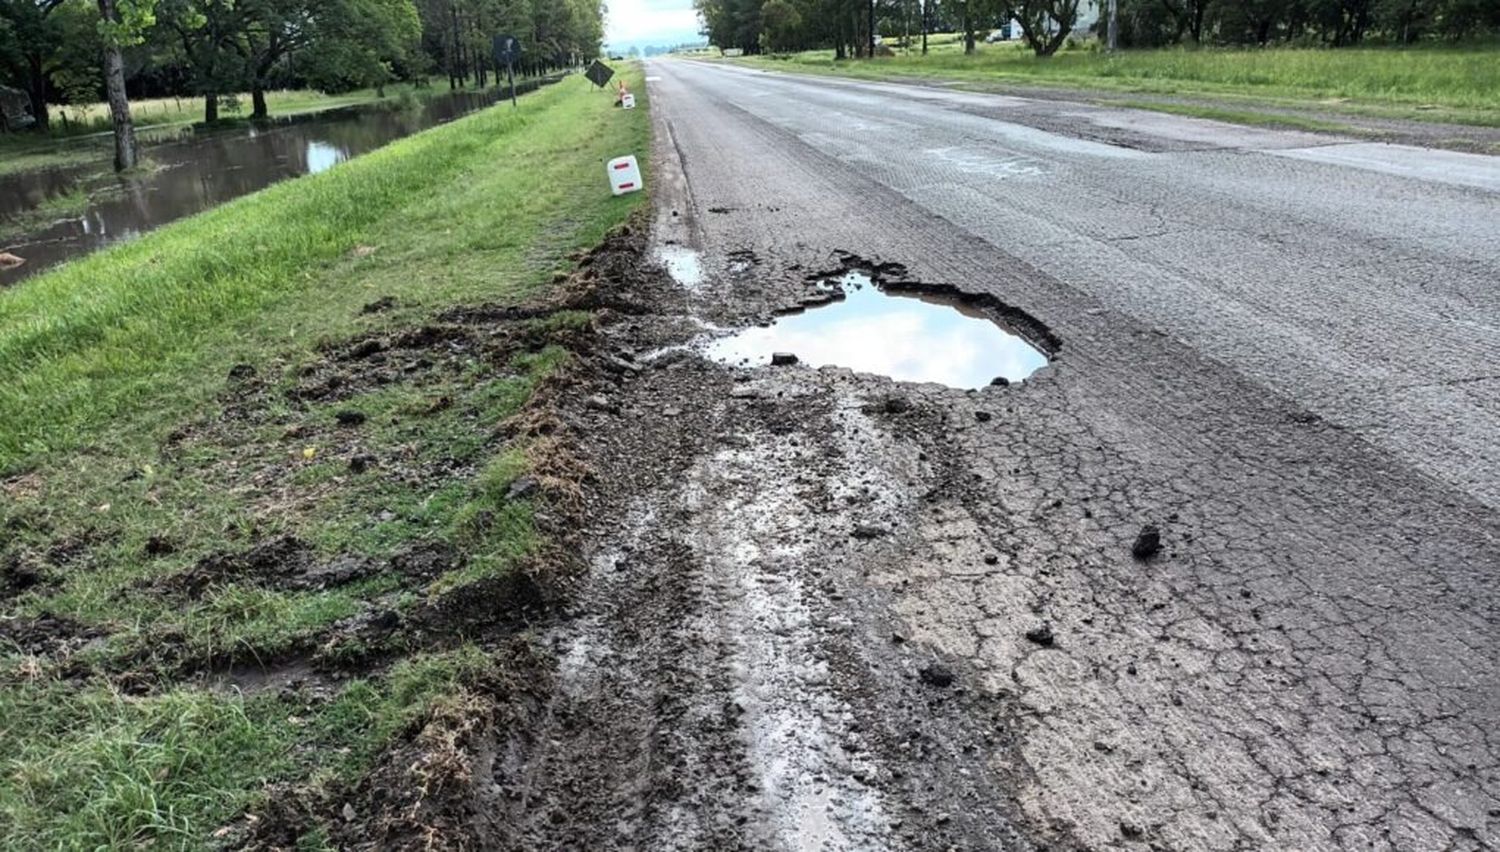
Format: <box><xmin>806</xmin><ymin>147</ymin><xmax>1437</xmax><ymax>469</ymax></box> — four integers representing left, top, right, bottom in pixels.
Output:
<box><xmin>656</xmin><ymin>244</ymin><xmax>703</xmax><ymax>289</ymax></box>
<box><xmin>705</xmin><ymin>273</ymin><xmax>1048</xmax><ymax>388</ymax></box>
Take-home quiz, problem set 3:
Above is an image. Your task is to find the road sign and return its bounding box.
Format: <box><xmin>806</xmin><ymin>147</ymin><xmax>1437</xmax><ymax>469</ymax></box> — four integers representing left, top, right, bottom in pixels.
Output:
<box><xmin>586</xmin><ymin>60</ymin><xmax>615</xmax><ymax>89</ymax></box>
<box><xmin>492</xmin><ymin>35</ymin><xmax>520</xmax><ymax>66</ymax></box>
<box><xmin>492</xmin><ymin>35</ymin><xmax>521</xmax><ymax>107</ymax></box>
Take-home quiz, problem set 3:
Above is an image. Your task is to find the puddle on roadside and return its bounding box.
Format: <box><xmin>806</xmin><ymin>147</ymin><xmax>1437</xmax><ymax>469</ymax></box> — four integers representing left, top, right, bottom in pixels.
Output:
<box><xmin>656</xmin><ymin>244</ymin><xmax>703</xmax><ymax>289</ymax></box>
<box><xmin>705</xmin><ymin>273</ymin><xmax>1048</xmax><ymax>388</ymax></box>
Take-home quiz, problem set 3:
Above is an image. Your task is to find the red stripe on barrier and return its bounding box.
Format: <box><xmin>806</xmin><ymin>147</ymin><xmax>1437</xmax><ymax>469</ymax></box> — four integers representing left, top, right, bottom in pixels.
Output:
<box><xmin>613</xmin><ymin>163</ymin><xmax>630</xmax><ymax>170</ymax></box>
<box><xmin>619</xmin><ymin>182</ymin><xmax>635</xmax><ymax>189</ymax></box>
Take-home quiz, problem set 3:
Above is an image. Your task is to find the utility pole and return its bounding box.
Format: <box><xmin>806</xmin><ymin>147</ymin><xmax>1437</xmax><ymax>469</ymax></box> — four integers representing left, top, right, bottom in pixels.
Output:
<box><xmin>1107</xmin><ymin>0</ymin><xmax>1118</xmax><ymax>51</ymax></box>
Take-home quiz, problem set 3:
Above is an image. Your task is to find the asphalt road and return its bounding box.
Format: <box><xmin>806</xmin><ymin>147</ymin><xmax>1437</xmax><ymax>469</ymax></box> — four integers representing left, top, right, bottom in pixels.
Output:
<box><xmin>577</xmin><ymin>60</ymin><xmax>1498</xmax><ymax>850</ymax></box>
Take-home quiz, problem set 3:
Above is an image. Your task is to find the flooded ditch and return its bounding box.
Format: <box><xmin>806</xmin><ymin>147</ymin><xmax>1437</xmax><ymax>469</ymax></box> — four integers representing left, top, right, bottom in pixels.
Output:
<box><xmin>703</xmin><ymin>272</ymin><xmax>1051</xmax><ymax>389</ymax></box>
<box><xmin>0</xmin><ymin>77</ymin><xmax>559</xmax><ymax>286</ymax></box>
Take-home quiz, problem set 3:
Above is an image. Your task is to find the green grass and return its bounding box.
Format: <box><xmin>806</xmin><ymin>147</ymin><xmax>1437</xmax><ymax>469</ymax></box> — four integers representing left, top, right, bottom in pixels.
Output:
<box><xmin>737</xmin><ymin>40</ymin><xmax>1500</xmax><ymax>126</ymax></box>
<box><xmin>0</xmin><ymin>65</ymin><xmax>649</xmax><ymax>848</ymax></box>
<box><xmin>0</xmin><ymin>647</ymin><xmax>498</xmax><ymax>848</ymax></box>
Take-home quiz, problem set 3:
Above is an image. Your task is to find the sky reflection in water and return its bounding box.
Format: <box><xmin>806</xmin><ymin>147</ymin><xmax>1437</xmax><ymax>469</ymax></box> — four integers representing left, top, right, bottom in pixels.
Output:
<box><xmin>706</xmin><ymin>273</ymin><xmax>1048</xmax><ymax>388</ymax></box>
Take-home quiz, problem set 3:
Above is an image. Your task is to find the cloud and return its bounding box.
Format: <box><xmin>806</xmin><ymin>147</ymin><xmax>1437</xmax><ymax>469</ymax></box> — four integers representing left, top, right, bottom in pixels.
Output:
<box><xmin>605</xmin><ymin>0</ymin><xmax>701</xmax><ymax>45</ymax></box>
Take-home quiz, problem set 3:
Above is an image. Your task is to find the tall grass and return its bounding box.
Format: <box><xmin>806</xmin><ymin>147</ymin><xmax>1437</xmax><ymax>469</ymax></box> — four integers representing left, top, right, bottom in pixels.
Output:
<box><xmin>750</xmin><ymin>41</ymin><xmax>1500</xmax><ymax>117</ymax></box>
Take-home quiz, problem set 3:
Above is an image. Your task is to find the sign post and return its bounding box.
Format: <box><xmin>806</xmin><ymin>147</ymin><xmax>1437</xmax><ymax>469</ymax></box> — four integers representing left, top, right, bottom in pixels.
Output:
<box><xmin>492</xmin><ymin>34</ymin><xmax>521</xmax><ymax>107</ymax></box>
<box><xmin>585</xmin><ymin>59</ymin><xmax>615</xmax><ymax>90</ymax></box>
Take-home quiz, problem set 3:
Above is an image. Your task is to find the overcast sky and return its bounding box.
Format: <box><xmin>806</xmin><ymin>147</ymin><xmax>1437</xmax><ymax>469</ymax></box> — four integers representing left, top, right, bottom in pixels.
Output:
<box><xmin>605</xmin><ymin>0</ymin><xmax>702</xmax><ymax>49</ymax></box>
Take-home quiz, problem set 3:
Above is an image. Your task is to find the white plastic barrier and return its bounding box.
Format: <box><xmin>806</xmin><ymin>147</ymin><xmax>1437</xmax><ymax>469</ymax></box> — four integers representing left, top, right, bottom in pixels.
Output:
<box><xmin>607</xmin><ymin>155</ymin><xmax>643</xmax><ymax>195</ymax></box>
<box><xmin>621</xmin><ymin>93</ymin><xmax>636</xmax><ymax>109</ymax></box>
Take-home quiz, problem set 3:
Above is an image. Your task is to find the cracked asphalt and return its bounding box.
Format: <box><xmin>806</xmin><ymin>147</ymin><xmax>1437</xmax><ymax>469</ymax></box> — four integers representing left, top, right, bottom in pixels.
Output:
<box><xmin>512</xmin><ymin>61</ymin><xmax>1499</xmax><ymax>851</ymax></box>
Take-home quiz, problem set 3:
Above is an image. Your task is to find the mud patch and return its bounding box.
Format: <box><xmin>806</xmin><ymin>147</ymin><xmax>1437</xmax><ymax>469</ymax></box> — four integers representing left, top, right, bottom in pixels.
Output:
<box><xmin>704</xmin><ymin>272</ymin><xmax>1050</xmax><ymax>388</ymax></box>
<box><xmin>149</xmin><ymin>536</ymin><xmax>376</xmax><ymax>597</ymax></box>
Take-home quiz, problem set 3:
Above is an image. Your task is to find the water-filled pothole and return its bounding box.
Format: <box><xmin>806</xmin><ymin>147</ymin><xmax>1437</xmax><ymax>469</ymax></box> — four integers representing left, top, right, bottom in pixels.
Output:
<box><xmin>705</xmin><ymin>273</ymin><xmax>1049</xmax><ymax>388</ymax></box>
<box><xmin>656</xmin><ymin>244</ymin><xmax>703</xmax><ymax>289</ymax></box>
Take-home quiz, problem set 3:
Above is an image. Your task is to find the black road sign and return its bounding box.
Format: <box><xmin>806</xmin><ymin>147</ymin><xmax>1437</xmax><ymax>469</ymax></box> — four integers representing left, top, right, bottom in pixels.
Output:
<box><xmin>492</xmin><ymin>34</ymin><xmax>520</xmax><ymax>66</ymax></box>
<box><xmin>585</xmin><ymin>59</ymin><xmax>615</xmax><ymax>89</ymax></box>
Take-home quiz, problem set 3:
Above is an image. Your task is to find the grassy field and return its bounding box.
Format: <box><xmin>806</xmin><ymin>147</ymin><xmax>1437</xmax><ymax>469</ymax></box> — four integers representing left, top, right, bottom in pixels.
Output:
<box><xmin>739</xmin><ymin>38</ymin><xmax>1500</xmax><ymax>126</ymax></box>
<box><xmin>0</xmin><ymin>66</ymin><xmax>647</xmax><ymax>847</ymax></box>
<box><xmin>0</xmin><ymin>82</ymin><xmax>471</xmax><ymax>177</ymax></box>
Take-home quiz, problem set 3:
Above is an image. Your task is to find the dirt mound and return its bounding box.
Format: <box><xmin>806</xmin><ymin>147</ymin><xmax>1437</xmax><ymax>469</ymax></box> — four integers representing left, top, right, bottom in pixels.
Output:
<box><xmin>0</xmin><ymin>613</ymin><xmax>104</xmax><ymax>658</ymax></box>
<box><xmin>151</xmin><ymin>536</ymin><xmax>376</xmax><ymax>597</ymax></box>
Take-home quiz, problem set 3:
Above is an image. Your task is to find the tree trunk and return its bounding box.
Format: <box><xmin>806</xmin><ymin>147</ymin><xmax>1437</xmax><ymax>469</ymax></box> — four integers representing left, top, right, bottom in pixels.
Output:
<box><xmin>204</xmin><ymin>93</ymin><xmax>218</xmax><ymax>123</ymax></box>
<box><xmin>97</xmin><ymin>0</ymin><xmax>138</xmax><ymax>171</ymax></box>
<box><xmin>26</xmin><ymin>56</ymin><xmax>50</xmax><ymax>132</ymax></box>
<box><xmin>252</xmin><ymin>84</ymin><xmax>268</xmax><ymax>119</ymax></box>
<box><xmin>964</xmin><ymin>6</ymin><xmax>976</xmax><ymax>54</ymax></box>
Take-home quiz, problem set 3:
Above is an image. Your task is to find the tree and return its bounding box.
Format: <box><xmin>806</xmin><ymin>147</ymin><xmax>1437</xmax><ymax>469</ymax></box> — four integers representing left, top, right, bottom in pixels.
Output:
<box><xmin>0</xmin><ymin>0</ymin><xmax>71</xmax><ymax>131</ymax></box>
<box><xmin>96</xmin><ymin>0</ymin><xmax>156</xmax><ymax>170</ymax></box>
<box><xmin>761</xmin><ymin>0</ymin><xmax>803</xmax><ymax>50</ymax></box>
<box><xmin>158</xmin><ymin>0</ymin><xmax>243</xmax><ymax>122</ymax></box>
<box><xmin>1013</xmin><ymin>0</ymin><xmax>1081</xmax><ymax>54</ymax></box>
<box><xmin>231</xmin><ymin>0</ymin><xmax>315</xmax><ymax>118</ymax></box>
<box><xmin>299</xmin><ymin>0</ymin><xmax>421</xmax><ymax>94</ymax></box>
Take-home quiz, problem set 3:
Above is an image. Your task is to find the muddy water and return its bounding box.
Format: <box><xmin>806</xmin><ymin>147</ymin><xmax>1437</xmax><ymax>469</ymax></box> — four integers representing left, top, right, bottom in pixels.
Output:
<box><xmin>0</xmin><ymin>80</ymin><xmax>555</xmax><ymax>286</ymax></box>
<box><xmin>706</xmin><ymin>273</ymin><xmax>1049</xmax><ymax>388</ymax></box>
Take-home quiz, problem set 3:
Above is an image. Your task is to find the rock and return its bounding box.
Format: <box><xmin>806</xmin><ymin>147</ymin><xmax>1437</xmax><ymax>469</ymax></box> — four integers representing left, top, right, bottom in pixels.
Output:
<box><xmin>1131</xmin><ymin>525</ymin><xmax>1162</xmax><ymax>560</ymax></box>
<box><xmin>919</xmin><ymin>664</ymin><xmax>955</xmax><ymax>688</ymax></box>
<box><xmin>662</xmin><ymin>406</ymin><xmax>683</xmax><ymax>417</ymax></box>
<box><xmin>587</xmin><ymin>394</ymin><xmax>619</xmax><ymax>413</ymax></box>
<box><xmin>989</xmin><ymin>376</ymin><xmax>1010</xmax><ymax>387</ymax></box>
<box><xmin>342</xmin><ymin>803</ymin><xmax>357</xmax><ymax>822</ymax></box>
<box><xmin>1024</xmin><ymin>623</ymin><xmax>1055</xmax><ymax>647</ymax></box>
<box><xmin>227</xmin><ymin>363</ymin><xmax>256</xmax><ymax>380</ymax></box>
<box><xmin>507</xmin><ymin>476</ymin><xmax>540</xmax><ymax>500</ymax></box>
<box><xmin>771</xmin><ymin>352</ymin><xmax>799</xmax><ymax>366</ymax></box>
<box><xmin>348</xmin><ymin>454</ymin><xmax>377</xmax><ymax>474</ymax></box>
<box><xmin>983</xmin><ymin>554</ymin><xmax>999</xmax><ymax>565</ymax></box>
<box><xmin>883</xmin><ymin>396</ymin><xmax>911</xmax><ymax>414</ymax></box>
<box><xmin>1119</xmin><ymin>819</ymin><xmax>1143</xmax><ymax>839</ymax></box>
<box><xmin>729</xmin><ymin>386</ymin><xmax>758</xmax><ymax>399</ymax></box>
<box><xmin>334</xmin><ymin>410</ymin><xmax>367</xmax><ymax>427</ymax></box>
<box><xmin>974</xmin><ymin>410</ymin><xmax>993</xmax><ymax>423</ymax></box>
<box><xmin>851</xmin><ymin>524</ymin><xmax>886</xmax><ymax>540</ymax></box>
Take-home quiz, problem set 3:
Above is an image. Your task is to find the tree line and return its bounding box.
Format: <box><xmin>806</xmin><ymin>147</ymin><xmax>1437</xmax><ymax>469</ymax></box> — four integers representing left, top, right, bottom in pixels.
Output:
<box><xmin>1</xmin><ymin>0</ymin><xmax>604</xmax><ymax>165</ymax></box>
<box><xmin>698</xmin><ymin>0</ymin><xmax>1500</xmax><ymax>57</ymax></box>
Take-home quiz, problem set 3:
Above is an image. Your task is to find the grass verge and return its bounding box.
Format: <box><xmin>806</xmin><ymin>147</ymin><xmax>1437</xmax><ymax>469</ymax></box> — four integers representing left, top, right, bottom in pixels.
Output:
<box><xmin>0</xmin><ymin>65</ymin><xmax>648</xmax><ymax>848</ymax></box>
<box><xmin>733</xmin><ymin>40</ymin><xmax>1500</xmax><ymax>127</ymax></box>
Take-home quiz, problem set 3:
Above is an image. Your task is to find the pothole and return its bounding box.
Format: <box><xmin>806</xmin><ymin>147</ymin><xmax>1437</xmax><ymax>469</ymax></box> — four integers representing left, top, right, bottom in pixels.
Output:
<box><xmin>704</xmin><ymin>273</ymin><xmax>1050</xmax><ymax>388</ymax></box>
<box><xmin>655</xmin><ymin>244</ymin><xmax>703</xmax><ymax>289</ymax></box>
